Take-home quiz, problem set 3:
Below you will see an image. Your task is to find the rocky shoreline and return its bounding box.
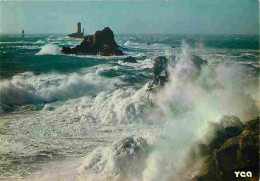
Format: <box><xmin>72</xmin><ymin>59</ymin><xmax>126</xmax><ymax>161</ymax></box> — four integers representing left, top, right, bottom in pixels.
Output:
<box><xmin>62</xmin><ymin>27</ymin><xmax>123</xmax><ymax>56</ymax></box>
<box><xmin>193</xmin><ymin>117</ymin><xmax>259</xmax><ymax>181</ymax></box>
<box><xmin>147</xmin><ymin>56</ymin><xmax>259</xmax><ymax>181</ymax></box>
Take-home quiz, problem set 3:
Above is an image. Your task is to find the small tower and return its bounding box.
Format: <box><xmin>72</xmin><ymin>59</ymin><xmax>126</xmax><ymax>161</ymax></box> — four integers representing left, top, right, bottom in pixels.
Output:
<box><xmin>77</xmin><ymin>22</ymin><xmax>81</xmax><ymax>33</ymax></box>
<box><xmin>22</xmin><ymin>30</ymin><xmax>24</xmax><ymax>37</ymax></box>
<box><xmin>68</xmin><ymin>22</ymin><xmax>84</xmax><ymax>38</ymax></box>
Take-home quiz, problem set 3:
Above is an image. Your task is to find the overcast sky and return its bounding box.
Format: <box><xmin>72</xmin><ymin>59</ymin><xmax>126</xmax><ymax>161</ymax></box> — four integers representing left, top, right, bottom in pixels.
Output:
<box><xmin>0</xmin><ymin>0</ymin><xmax>258</xmax><ymax>34</ymax></box>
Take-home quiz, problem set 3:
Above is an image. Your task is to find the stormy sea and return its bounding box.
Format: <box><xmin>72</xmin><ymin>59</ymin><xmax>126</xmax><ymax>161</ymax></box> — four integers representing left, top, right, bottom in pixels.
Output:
<box><xmin>0</xmin><ymin>34</ymin><xmax>259</xmax><ymax>180</ymax></box>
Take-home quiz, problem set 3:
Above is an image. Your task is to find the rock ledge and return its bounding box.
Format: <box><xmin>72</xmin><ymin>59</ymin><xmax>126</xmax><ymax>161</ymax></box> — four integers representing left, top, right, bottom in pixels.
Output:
<box><xmin>62</xmin><ymin>27</ymin><xmax>123</xmax><ymax>56</ymax></box>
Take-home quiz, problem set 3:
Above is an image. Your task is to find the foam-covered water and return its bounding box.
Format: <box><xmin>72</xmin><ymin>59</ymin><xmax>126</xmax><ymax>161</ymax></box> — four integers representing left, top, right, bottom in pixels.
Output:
<box><xmin>0</xmin><ymin>34</ymin><xmax>259</xmax><ymax>180</ymax></box>
<box><xmin>36</xmin><ymin>44</ymin><xmax>61</xmax><ymax>55</ymax></box>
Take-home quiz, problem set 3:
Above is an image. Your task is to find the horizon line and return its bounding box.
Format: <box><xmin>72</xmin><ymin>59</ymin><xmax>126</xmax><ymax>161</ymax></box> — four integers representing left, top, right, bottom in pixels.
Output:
<box><xmin>0</xmin><ymin>32</ymin><xmax>259</xmax><ymax>36</ymax></box>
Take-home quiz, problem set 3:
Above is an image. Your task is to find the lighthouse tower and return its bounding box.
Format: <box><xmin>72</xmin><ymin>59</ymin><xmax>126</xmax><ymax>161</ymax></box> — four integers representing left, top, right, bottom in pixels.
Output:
<box><xmin>77</xmin><ymin>22</ymin><xmax>81</xmax><ymax>33</ymax></box>
<box><xmin>68</xmin><ymin>22</ymin><xmax>84</xmax><ymax>38</ymax></box>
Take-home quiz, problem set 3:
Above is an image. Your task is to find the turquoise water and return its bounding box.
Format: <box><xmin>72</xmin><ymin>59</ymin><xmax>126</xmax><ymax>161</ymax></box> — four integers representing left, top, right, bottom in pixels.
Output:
<box><xmin>0</xmin><ymin>34</ymin><xmax>258</xmax><ymax>79</ymax></box>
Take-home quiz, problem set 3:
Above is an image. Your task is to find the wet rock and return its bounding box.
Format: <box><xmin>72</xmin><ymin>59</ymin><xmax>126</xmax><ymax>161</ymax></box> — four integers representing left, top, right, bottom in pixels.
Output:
<box><xmin>193</xmin><ymin>173</ymin><xmax>221</xmax><ymax>181</ymax></box>
<box><xmin>146</xmin><ymin>55</ymin><xmax>207</xmax><ymax>92</ymax></box>
<box><xmin>219</xmin><ymin>115</ymin><xmax>244</xmax><ymax>129</ymax></box>
<box><xmin>147</xmin><ymin>56</ymin><xmax>168</xmax><ymax>91</ymax></box>
<box><xmin>123</xmin><ymin>56</ymin><xmax>137</xmax><ymax>63</ymax></box>
<box><xmin>208</xmin><ymin>116</ymin><xmax>244</xmax><ymax>151</ymax></box>
<box><xmin>216</xmin><ymin>134</ymin><xmax>259</xmax><ymax>180</ymax></box>
<box><xmin>190</xmin><ymin>55</ymin><xmax>208</xmax><ymax>69</ymax></box>
<box><xmin>62</xmin><ymin>27</ymin><xmax>123</xmax><ymax>56</ymax></box>
<box><xmin>194</xmin><ymin>117</ymin><xmax>259</xmax><ymax>181</ymax></box>
<box><xmin>242</xmin><ymin>117</ymin><xmax>259</xmax><ymax>135</ymax></box>
<box><xmin>168</xmin><ymin>54</ymin><xmax>207</xmax><ymax>82</ymax></box>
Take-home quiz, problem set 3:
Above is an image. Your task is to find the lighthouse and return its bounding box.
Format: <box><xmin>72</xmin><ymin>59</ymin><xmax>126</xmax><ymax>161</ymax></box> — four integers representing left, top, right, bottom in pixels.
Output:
<box><xmin>77</xmin><ymin>22</ymin><xmax>81</xmax><ymax>33</ymax></box>
<box><xmin>68</xmin><ymin>22</ymin><xmax>84</xmax><ymax>38</ymax></box>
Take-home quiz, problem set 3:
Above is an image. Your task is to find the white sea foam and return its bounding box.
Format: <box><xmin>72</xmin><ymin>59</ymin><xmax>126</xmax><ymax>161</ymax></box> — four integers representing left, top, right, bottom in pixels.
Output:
<box><xmin>0</xmin><ymin>72</ymin><xmax>118</xmax><ymax>106</ymax></box>
<box><xmin>0</xmin><ymin>41</ymin><xmax>25</xmax><ymax>44</ymax></box>
<box><xmin>117</xmin><ymin>58</ymin><xmax>153</xmax><ymax>70</ymax></box>
<box><xmin>77</xmin><ymin>137</ymin><xmax>150</xmax><ymax>181</ymax></box>
<box><xmin>124</xmin><ymin>40</ymin><xmax>170</xmax><ymax>51</ymax></box>
<box><xmin>36</xmin><ymin>40</ymin><xmax>45</xmax><ymax>44</ymax></box>
<box><xmin>16</xmin><ymin>45</ymin><xmax>39</xmax><ymax>49</ymax></box>
<box><xmin>74</xmin><ymin>41</ymin><xmax>259</xmax><ymax>181</ymax></box>
<box><xmin>36</xmin><ymin>44</ymin><xmax>61</xmax><ymax>55</ymax></box>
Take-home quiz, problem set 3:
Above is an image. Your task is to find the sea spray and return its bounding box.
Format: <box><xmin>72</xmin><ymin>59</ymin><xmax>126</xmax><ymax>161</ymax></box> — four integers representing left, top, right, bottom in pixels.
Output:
<box><xmin>77</xmin><ymin>41</ymin><xmax>259</xmax><ymax>181</ymax></box>
<box><xmin>141</xmin><ymin>42</ymin><xmax>259</xmax><ymax>181</ymax></box>
<box><xmin>36</xmin><ymin>44</ymin><xmax>61</xmax><ymax>55</ymax></box>
<box><xmin>0</xmin><ymin>72</ymin><xmax>118</xmax><ymax>108</ymax></box>
<box><xmin>78</xmin><ymin>137</ymin><xmax>150</xmax><ymax>181</ymax></box>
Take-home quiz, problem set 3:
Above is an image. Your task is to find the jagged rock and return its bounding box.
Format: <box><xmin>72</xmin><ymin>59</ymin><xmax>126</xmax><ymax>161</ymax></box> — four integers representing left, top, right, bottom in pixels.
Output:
<box><xmin>208</xmin><ymin>116</ymin><xmax>244</xmax><ymax>152</ymax></box>
<box><xmin>68</xmin><ymin>32</ymin><xmax>83</xmax><ymax>38</ymax></box>
<box><xmin>147</xmin><ymin>56</ymin><xmax>168</xmax><ymax>91</ymax></box>
<box><xmin>170</xmin><ymin>54</ymin><xmax>207</xmax><ymax>82</ymax></box>
<box><xmin>171</xmin><ymin>54</ymin><xmax>207</xmax><ymax>69</ymax></box>
<box><xmin>123</xmin><ymin>56</ymin><xmax>137</xmax><ymax>63</ymax></box>
<box><xmin>146</xmin><ymin>55</ymin><xmax>207</xmax><ymax>92</ymax></box>
<box><xmin>216</xmin><ymin>134</ymin><xmax>259</xmax><ymax>180</ymax></box>
<box><xmin>219</xmin><ymin>115</ymin><xmax>244</xmax><ymax>129</ymax></box>
<box><xmin>190</xmin><ymin>55</ymin><xmax>208</xmax><ymax>69</ymax></box>
<box><xmin>242</xmin><ymin>118</ymin><xmax>259</xmax><ymax>135</ymax></box>
<box><xmin>194</xmin><ymin>117</ymin><xmax>259</xmax><ymax>181</ymax></box>
<box><xmin>62</xmin><ymin>27</ymin><xmax>123</xmax><ymax>56</ymax></box>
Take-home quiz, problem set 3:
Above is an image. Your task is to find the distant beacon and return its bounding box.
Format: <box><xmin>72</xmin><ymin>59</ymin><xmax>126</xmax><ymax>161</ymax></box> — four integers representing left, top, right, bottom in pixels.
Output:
<box><xmin>22</xmin><ymin>30</ymin><xmax>24</xmax><ymax>37</ymax></box>
<box><xmin>68</xmin><ymin>22</ymin><xmax>84</xmax><ymax>38</ymax></box>
<box><xmin>77</xmin><ymin>22</ymin><xmax>81</xmax><ymax>33</ymax></box>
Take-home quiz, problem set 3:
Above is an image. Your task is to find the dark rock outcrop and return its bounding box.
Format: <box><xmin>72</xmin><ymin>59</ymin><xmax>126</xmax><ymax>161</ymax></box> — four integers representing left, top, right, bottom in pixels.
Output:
<box><xmin>123</xmin><ymin>56</ymin><xmax>137</xmax><ymax>63</ymax></box>
<box><xmin>207</xmin><ymin>116</ymin><xmax>244</xmax><ymax>152</ymax></box>
<box><xmin>194</xmin><ymin>117</ymin><xmax>259</xmax><ymax>181</ymax></box>
<box><xmin>68</xmin><ymin>32</ymin><xmax>83</xmax><ymax>38</ymax></box>
<box><xmin>62</xmin><ymin>27</ymin><xmax>123</xmax><ymax>56</ymax></box>
<box><xmin>146</xmin><ymin>55</ymin><xmax>208</xmax><ymax>92</ymax></box>
<box><xmin>171</xmin><ymin>54</ymin><xmax>207</xmax><ymax>70</ymax></box>
<box><xmin>147</xmin><ymin>56</ymin><xmax>168</xmax><ymax>92</ymax></box>
<box><xmin>190</xmin><ymin>55</ymin><xmax>208</xmax><ymax>70</ymax></box>
<box><xmin>175</xmin><ymin>55</ymin><xmax>208</xmax><ymax>81</ymax></box>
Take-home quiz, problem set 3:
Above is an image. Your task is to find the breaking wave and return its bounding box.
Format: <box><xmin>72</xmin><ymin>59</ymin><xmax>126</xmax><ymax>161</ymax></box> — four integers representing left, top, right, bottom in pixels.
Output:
<box><xmin>78</xmin><ymin>137</ymin><xmax>150</xmax><ymax>181</ymax></box>
<box><xmin>36</xmin><ymin>44</ymin><xmax>61</xmax><ymax>55</ymax></box>
<box><xmin>35</xmin><ymin>40</ymin><xmax>45</xmax><ymax>44</ymax></box>
<box><xmin>0</xmin><ymin>72</ymin><xmax>118</xmax><ymax>109</ymax></box>
<box><xmin>74</xmin><ymin>42</ymin><xmax>259</xmax><ymax>181</ymax></box>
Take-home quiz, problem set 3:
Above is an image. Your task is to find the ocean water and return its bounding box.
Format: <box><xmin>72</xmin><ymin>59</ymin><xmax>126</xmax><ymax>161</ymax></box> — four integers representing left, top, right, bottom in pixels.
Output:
<box><xmin>0</xmin><ymin>34</ymin><xmax>259</xmax><ymax>180</ymax></box>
